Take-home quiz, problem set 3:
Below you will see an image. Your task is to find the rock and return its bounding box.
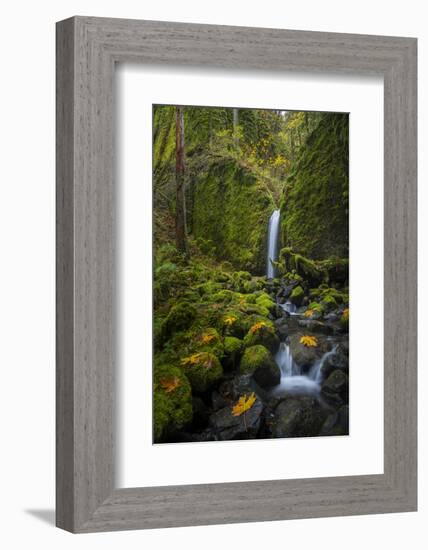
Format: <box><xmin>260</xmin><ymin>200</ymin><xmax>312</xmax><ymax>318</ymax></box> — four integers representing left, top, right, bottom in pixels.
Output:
<box><xmin>272</xmin><ymin>397</ymin><xmax>327</xmax><ymax>438</ymax></box>
<box><xmin>321</xmin><ymin>369</ymin><xmax>348</xmax><ymax>404</ymax></box>
<box><xmin>320</xmin><ymin>351</ymin><xmax>349</xmax><ymax>378</ymax></box>
<box><xmin>209</xmin><ymin>398</ymin><xmax>263</xmax><ymax>440</ymax></box>
<box><xmin>183</xmin><ymin>352</ymin><xmax>223</xmax><ymax>393</ymax></box>
<box><xmin>320</xmin><ymin>405</ymin><xmax>349</xmax><ymax>436</ymax></box>
<box><xmin>274</xmin><ymin>317</ymin><xmax>289</xmax><ymax>339</ymax></box>
<box><xmin>240</xmin><ymin>345</ymin><xmax>280</xmax><ymax>389</ymax></box>
<box><xmin>289</xmin><ymin>285</ymin><xmax>305</xmax><ymax>306</ymax></box>
<box><xmin>211</xmin><ymin>390</ymin><xmax>230</xmax><ymax>411</ymax></box>
<box><xmin>288</xmin><ymin>333</ymin><xmax>328</xmax><ymax>369</ymax></box>
<box><xmin>324</xmin><ymin>311</ymin><xmax>340</xmax><ymax>323</ymax></box>
<box><xmin>222</xmin><ymin>336</ymin><xmax>243</xmax><ymax>370</ymax></box>
<box><xmin>243</xmin><ymin>322</ymin><xmax>280</xmax><ymax>353</ymax></box>
<box><xmin>192</xmin><ymin>397</ymin><xmax>210</xmax><ymax>429</ymax></box>
<box><xmin>297</xmin><ymin>319</ymin><xmax>336</xmax><ymax>335</ymax></box>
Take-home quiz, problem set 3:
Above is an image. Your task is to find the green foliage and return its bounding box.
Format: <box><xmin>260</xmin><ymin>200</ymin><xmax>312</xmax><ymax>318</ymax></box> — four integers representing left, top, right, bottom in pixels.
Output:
<box><xmin>290</xmin><ymin>285</ymin><xmax>305</xmax><ymax>305</ymax></box>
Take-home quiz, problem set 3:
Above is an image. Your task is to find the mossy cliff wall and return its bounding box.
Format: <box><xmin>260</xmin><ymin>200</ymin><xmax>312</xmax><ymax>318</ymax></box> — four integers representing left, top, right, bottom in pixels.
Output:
<box><xmin>191</xmin><ymin>159</ymin><xmax>275</xmax><ymax>274</ymax></box>
<box><xmin>280</xmin><ymin>113</ymin><xmax>349</xmax><ymax>259</ymax></box>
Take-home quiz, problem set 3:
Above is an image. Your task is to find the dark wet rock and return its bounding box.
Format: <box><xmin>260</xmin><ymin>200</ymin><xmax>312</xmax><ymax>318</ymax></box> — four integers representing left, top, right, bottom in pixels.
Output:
<box><xmin>297</xmin><ymin>319</ymin><xmax>336</xmax><ymax>335</ymax></box>
<box><xmin>320</xmin><ymin>405</ymin><xmax>349</xmax><ymax>436</ymax></box>
<box><xmin>337</xmin><ymin>341</ymin><xmax>349</xmax><ymax>357</ymax></box>
<box><xmin>219</xmin><ymin>374</ymin><xmax>257</xmax><ymax>403</ymax></box>
<box><xmin>192</xmin><ymin>397</ymin><xmax>210</xmax><ymax>429</ymax></box>
<box><xmin>289</xmin><ymin>333</ymin><xmax>329</xmax><ymax>369</ymax></box>
<box><xmin>324</xmin><ymin>311</ymin><xmax>340</xmax><ymax>323</ymax></box>
<box><xmin>320</xmin><ymin>351</ymin><xmax>349</xmax><ymax>378</ymax></box>
<box><xmin>211</xmin><ymin>390</ymin><xmax>230</xmax><ymax>411</ymax></box>
<box><xmin>321</xmin><ymin>370</ymin><xmax>348</xmax><ymax>404</ymax></box>
<box><xmin>209</xmin><ymin>398</ymin><xmax>263</xmax><ymax>440</ymax></box>
<box><xmin>272</xmin><ymin>396</ymin><xmax>327</xmax><ymax>438</ymax></box>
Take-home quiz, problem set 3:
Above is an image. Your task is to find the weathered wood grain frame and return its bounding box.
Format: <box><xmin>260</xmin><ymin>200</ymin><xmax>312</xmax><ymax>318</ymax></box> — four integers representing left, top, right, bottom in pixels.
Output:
<box><xmin>56</xmin><ymin>16</ymin><xmax>417</xmax><ymax>533</ymax></box>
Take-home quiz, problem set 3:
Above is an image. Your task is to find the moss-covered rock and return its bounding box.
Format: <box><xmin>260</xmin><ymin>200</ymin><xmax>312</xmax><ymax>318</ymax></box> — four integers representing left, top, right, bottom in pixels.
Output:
<box><xmin>240</xmin><ymin>345</ymin><xmax>280</xmax><ymax>388</ymax></box>
<box><xmin>153</xmin><ymin>363</ymin><xmax>193</xmax><ymax>442</ymax></box>
<box><xmin>289</xmin><ymin>285</ymin><xmax>305</xmax><ymax>306</ymax></box>
<box><xmin>280</xmin><ymin>113</ymin><xmax>349</xmax><ymax>259</ymax></box>
<box><xmin>243</xmin><ymin>320</ymin><xmax>280</xmax><ymax>353</ymax></box>
<box><xmin>195</xmin><ymin>327</ymin><xmax>224</xmax><ymax>358</ymax></box>
<box><xmin>180</xmin><ymin>351</ymin><xmax>223</xmax><ymax>393</ymax></box>
<box><xmin>161</xmin><ymin>301</ymin><xmax>197</xmax><ymax>341</ymax></box>
<box><xmin>223</xmin><ymin>336</ymin><xmax>243</xmax><ymax>370</ymax></box>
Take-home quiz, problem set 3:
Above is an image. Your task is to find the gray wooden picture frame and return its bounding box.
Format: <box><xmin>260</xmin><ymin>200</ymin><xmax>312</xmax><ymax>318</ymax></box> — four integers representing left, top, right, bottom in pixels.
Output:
<box><xmin>56</xmin><ymin>16</ymin><xmax>417</xmax><ymax>533</ymax></box>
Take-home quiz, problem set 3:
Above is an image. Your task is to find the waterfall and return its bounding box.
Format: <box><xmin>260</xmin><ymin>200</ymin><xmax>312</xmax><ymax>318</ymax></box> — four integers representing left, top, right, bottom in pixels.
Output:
<box><xmin>266</xmin><ymin>209</ymin><xmax>280</xmax><ymax>279</ymax></box>
<box><xmin>309</xmin><ymin>345</ymin><xmax>338</xmax><ymax>383</ymax></box>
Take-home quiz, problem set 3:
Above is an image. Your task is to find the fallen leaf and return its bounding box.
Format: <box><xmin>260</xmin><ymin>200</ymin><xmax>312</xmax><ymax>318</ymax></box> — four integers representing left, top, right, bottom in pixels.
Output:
<box><xmin>181</xmin><ymin>352</ymin><xmax>214</xmax><ymax>370</ymax></box>
<box><xmin>159</xmin><ymin>377</ymin><xmax>181</xmax><ymax>393</ymax></box>
<box><xmin>300</xmin><ymin>335</ymin><xmax>318</xmax><ymax>347</ymax></box>
<box><xmin>249</xmin><ymin>321</ymin><xmax>268</xmax><ymax>334</ymax></box>
<box><xmin>303</xmin><ymin>309</ymin><xmax>314</xmax><ymax>318</ymax></box>
<box><xmin>200</xmin><ymin>333</ymin><xmax>215</xmax><ymax>344</ymax></box>
<box><xmin>224</xmin><ymin>315</ymin><xmax>237</xmax><ymax>326</ymax></box>
<box><xmin>232</xmin><ymin>392</ymin><xmax>257</xmax><ymax>416</ymax></box>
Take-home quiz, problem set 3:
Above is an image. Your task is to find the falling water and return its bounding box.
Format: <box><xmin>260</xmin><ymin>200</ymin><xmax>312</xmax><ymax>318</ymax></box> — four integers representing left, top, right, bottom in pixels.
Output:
<box><xmin>266</xmin><ymin>209</ymin><xmax>280</xmax><ymax>279</ymax></box>
<box><xmin>270</xmin><ymin>342</ymin><xmax>337</xmax><ymax>398</ymax></box>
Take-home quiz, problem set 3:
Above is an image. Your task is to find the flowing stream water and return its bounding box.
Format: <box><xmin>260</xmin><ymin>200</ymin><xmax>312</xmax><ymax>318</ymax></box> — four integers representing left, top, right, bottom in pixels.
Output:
<box><xmin>266</xmin><ymin>209</ymin><xmax>336</xmax><ymax>398</ymax></box>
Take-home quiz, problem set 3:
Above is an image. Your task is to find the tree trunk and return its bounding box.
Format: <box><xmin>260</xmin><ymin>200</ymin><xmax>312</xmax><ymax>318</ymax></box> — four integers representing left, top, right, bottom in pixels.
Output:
<box><xmin>175</xmin><ymin>106</ymin><xmax>188</xmax><ymax>257</ymax></box>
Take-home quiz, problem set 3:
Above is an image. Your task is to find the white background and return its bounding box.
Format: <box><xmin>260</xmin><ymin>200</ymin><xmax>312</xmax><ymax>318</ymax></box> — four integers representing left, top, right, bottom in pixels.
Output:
<box><xmin>118</xmin><ymin>67</ymin><xmax>384</xmax><ymax>487</ymax></box>
<box><xmin>0</xmin><ymin>1</ymin><xmax>425</xmax><ymax>549</ymax></box>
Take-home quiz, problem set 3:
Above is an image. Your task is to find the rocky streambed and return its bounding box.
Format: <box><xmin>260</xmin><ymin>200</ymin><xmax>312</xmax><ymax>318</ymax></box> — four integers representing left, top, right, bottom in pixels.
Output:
<box><xmin>164</xmin><ymin>276</ymin><xmax>349</xmax><ymax>443</ymax></box>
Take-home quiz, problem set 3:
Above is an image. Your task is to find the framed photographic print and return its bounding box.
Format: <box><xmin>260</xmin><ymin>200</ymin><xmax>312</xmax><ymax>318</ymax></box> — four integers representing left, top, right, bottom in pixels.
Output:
<box><xmin>56</xmin><ymin>17</ymin><xmax>417</xmax><ymax>532</ymax></box>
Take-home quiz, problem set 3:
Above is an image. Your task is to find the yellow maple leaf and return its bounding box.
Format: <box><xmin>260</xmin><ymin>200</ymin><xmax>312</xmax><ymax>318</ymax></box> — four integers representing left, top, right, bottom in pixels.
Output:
<box><xmin>200</xmin><ymin>333</ymin><xmax>215</xmax><ymax>344</ymax></box>
<box><xmin>303</xmin><ymin>309</ymin><xmax>314</xmax><ymax>318</ymax></box>
<box><xmin>224</xmin><ymin>315</ymin><xmax>237</xmax><ymax>326</ymax></box>
<box><xmin>181</xmin><ymin>352</ymin><xmax>214</xmax><ymax>370</ymax></box>
<box><xmin>231</xmin><ymin>392</ymin><xmax>257</xmax><ymax>416</ymax></box>
<box><xmin>249</xmin><ymin>321</ymin><xmax>268</xmax><ymax>334</ymax></box>
<box><xmin>300</xmin><ymin>335</ymin><xmax>318</xmax><ymax>347</ymax></box>
<box><xmin>341</xmin><ymin>308</ymin><xmax>349</xmax><ymax>322</ymax></box>
<box><xmin>159</xmin><ymin>377</ymin><xmax>181</xmax><ymax>393</ymax></box>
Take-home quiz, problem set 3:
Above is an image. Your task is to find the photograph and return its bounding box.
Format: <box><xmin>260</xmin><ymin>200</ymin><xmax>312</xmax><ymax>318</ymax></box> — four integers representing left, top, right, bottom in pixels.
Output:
<box><xmin>152</xmin><ymin>104</ymin><xmax>349</xmax><ymax>444</ymax></box>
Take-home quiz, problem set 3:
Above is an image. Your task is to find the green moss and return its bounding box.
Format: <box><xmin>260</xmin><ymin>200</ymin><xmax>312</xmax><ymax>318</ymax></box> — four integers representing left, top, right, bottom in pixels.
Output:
<box><xmin>240</xmin><ymin>345</ymin><xmax>276</xmax><ymax>375</ymax></box>
<box><xmin>320</xmin><ymin>294</ymin><xmax>337</xmax><ymax>311</ymax></box>
<box><xmin>290</xmin><ymin>285</ymin><xmax>305</xmax><ymax>306</ymax></box>
<box><xmin>243</xmin><ymin>320</ymin><xmax>279</xmax><ymax>353</ymax></box>
<box><xmin>223</xmin><ymin>336</ymin><xmax>244</xmax><ymax>370</ymax></box>
<box><xmin>191</xmin><ymin>158</ymin><xmax>275</xmax><ymax>274</ymax></box>
<box><xmin>280</xmin><ymin>113</ymin><xmax>349</xmax><ymax>259</ymax></box>
<box><xmin>181</xmin><ymin>352</ymin><xmax>223</xmax><ymax>393</ymax></box>
<box><xmin>255</xmin><ymin>292</ymin><xmax>276</xmax><ymax>314</ymax></box>
<box><xmin>153</xmin><ymin>363</ymin><xmax>193</xmax><ymax>442</ymax></box>
<box><xmin>195</xmin><ymin>327</ymin><xmax>224</xmax><ymax>358</ymax></box>
<box><xmin>162</xmin><ymin>301</ymin><xmax>197</xmax><ymax>341</ymax></box>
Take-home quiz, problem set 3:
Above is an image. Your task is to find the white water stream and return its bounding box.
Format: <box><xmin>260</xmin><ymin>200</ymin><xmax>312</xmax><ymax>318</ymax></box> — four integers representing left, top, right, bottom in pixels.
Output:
<box><xmin>266</xmin><ymin>209</ymin><xmax>280</xmax><ymax>279</ymax></box>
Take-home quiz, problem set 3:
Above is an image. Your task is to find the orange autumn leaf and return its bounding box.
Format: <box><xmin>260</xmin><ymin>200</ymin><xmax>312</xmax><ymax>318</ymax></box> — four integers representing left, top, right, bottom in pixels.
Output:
<box><xmin>249</xmin><ymin>321</ymin><xmax>268</xmax><ymax>334</ymax></box>
<box><xmin>231</xmin><ymin>392</ymin><xmax>257</xmax><ymax>416</ymax></box>
<box><xmin>200</xmin><ymin>333</ymin><xmax>215</xmax><ymax>344</ymax></box>
<box><xmin>159</xmin><ymin>377</ymin><xmax>181</xmax><ymax>393</ymax></box>
<box><xmin>181</xmin><ymin>352</ymin><xmax>215</xmax><ymax>370</ymax></box>
<box><xmin>299</xmin><ymin>335</ymin><xmax>318</xmax><ymax>347</ymax></box>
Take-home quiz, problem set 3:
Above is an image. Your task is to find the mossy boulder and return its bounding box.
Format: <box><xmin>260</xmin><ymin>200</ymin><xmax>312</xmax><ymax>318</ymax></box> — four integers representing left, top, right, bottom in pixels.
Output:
<box><xmin>194</xmin><ymin>327</ymin><xmax>224</xmax><ymax>358</ymax></box>
<box><xmin>181</xmin><ymin>352</ymin><xmax>223</xmax><ymax>393</ymax></box>
<box><xmin>162</xmin><ymin>301</ymin><xmax>197</xmax><ymax>341</ymax></box>
<box><xmin>272</xmin><ymin>396</ymin><xmax>327</xmax><ymax>438</ymax></box>
<box><xmin>153</xmin><ymin>363</ymin><xmax>193</xmax><ymax>442</ymax></box>
<box><xmin>289</xmin><ymin>285</ymin><xmax>305</xmax><ymax>306</ymax></box>
<box><xmin>255</xmin><ymin>292</ymin><xmax>276</xmax><ymax>314</ymax></box>
<box><xmin>243</xmin><ymin>321</ymin><xmax>280</xmax><ymax>353</ymax></box>
<box><xmin>223</xmin><ymin>336</ymin><xmax>243</xmax><ymax>370</ymax></box>
<box><xmin>240</xmin><ymin>345</ymin><xmax>280</xmax><ymax>388</ymax></box>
